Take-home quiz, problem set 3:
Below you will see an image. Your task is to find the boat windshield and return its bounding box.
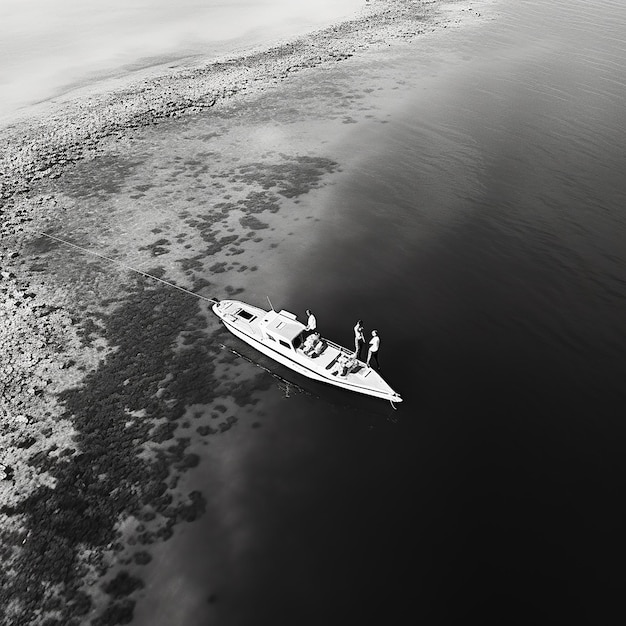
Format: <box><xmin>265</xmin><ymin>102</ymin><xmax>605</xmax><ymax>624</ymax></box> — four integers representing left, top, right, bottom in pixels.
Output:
<box><xmin>292</xmin><ymin>333</ymin><xmax>304</xmax><ymax>350</ymax></box>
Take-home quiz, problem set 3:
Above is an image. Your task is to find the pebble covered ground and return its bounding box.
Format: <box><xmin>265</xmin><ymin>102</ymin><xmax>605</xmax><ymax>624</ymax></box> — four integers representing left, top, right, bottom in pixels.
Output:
<box><xmin>0</xmin><ymin>1</ymin><xmax>491</xmax><ymax>623</ymax></box>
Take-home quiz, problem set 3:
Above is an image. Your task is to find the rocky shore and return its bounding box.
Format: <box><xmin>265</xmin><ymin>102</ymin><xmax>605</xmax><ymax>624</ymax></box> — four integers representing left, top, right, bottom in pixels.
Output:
<box><xmin>0</xmin><ymin>0</ymin><xmax>484</xmax><ymax>209</ymax></box>
<box><xmin>0</xmin><ymin>1</ymin><xmax>491</xmax><ymax>623</ymax></box>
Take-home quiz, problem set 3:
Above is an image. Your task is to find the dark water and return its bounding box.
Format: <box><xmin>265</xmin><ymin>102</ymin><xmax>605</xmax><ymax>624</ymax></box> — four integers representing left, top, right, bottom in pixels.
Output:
<box><xmin>133</xmin><ymin>1</ymin><xmax>626</xmax><ymax>624</ymax></box>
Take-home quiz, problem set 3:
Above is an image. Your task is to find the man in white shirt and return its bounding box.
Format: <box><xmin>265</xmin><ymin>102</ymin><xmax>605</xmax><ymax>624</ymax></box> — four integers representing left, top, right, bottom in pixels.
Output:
<box><xmin>305</xmin><ymin>309</ymin><xmax>317</xmax><ymax>337</ymax></box>
<box><xmin>366</xmin><ymin>330</ymin><xmax>380</xmax><ymax>370</ymax></box>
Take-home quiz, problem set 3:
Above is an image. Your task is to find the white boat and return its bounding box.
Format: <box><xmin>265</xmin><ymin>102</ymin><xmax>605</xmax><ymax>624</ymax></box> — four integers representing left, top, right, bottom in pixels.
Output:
<box><xmin>212</xmin><ymin>299</ymin><xmax>402</xmax><ymax>404</ymax></box>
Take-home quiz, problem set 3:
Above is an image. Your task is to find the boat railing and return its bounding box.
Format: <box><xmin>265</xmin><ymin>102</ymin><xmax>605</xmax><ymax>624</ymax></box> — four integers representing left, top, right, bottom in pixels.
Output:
<box><xmin>321</xmin><ymin>337</ymin><xmax>349</xmax><ymax>353</ymax></box>
<box><xmin>321</xmin><ymin>337</ymin><xmax>368</xmax><ymax>364</ymax></box>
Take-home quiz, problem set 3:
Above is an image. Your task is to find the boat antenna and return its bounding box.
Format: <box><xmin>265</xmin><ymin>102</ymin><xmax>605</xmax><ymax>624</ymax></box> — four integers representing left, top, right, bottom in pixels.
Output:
<box><xmin>266</xmin><ymin>295</ymin><xmax>275</xmax><ymax>311</ymax></box>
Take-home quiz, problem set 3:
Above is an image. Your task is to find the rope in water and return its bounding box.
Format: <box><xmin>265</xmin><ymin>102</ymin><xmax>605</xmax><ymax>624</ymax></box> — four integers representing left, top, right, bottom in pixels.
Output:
<box><xmin>37</xmin><ymin>231</ymin><xmax>219</xmax><ymax>305</ymax></box>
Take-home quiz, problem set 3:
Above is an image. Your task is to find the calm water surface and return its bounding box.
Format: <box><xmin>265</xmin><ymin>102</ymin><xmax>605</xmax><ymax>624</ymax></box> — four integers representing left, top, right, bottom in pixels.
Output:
<box><xmin>132</xmin><ymin>1</ymin><xmax>626</xmax><ymax>624</ymax></box>
<box><xmin>0</xmin><ymin>0</ymin><xmax>362</xmax><ymax>121</ymax></box>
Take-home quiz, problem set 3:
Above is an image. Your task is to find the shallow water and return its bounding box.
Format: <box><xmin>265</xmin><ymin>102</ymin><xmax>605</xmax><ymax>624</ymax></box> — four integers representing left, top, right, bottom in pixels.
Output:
<box><xmin>32</xmin><ymin>0</ymin><xmax>626</xmax><ymax>623</ymax></box>
<box><xmin>0</xmin><ymin>0</ymin><xmax>362</xmax><ymax>121</ymax></box>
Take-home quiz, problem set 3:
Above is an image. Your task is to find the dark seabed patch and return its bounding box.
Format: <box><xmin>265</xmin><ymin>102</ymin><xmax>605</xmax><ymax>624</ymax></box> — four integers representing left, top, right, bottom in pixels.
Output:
<box><xmin>0</xmin><ymin>272</ymin><xmax>267</xmax><ymax>624</ymax></box>
<box><xmin>59</xmin><ymin>154</ymin><xmax>146</xmax><ymax>199</ymax></box>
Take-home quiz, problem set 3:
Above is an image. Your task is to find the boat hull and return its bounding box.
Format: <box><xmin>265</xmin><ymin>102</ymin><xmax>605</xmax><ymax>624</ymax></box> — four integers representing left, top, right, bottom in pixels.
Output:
<box><xmin>213</xmin><ymin>300</ymin><xmax>402</xmax><ymax>403</ymax></box>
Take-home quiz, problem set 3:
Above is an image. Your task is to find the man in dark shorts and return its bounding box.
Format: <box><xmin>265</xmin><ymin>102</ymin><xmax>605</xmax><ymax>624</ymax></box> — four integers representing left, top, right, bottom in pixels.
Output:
<box><xmin>354</xmin><ymin>320</ymin><xmax>365</xmax><ymax>360</ymax></box>
<box><xmin>366</xmin><ymin>330</ymin><xmax>380</xmax><ymax>370</ymax></box>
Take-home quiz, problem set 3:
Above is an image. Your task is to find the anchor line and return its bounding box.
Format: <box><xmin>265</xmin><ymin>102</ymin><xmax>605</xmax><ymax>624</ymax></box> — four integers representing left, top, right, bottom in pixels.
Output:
<box><xmin>37</xmin><ymin>232</ymin><xmax>399</xmax><ymax>420</ymax></box>
<box><xmin>36</xmin><ymin>231</ymin><xmax>220</xmax><ymax>305</ymax></box>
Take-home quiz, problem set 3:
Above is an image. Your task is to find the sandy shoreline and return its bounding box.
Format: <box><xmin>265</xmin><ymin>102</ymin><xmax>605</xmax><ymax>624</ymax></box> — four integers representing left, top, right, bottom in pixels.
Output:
<box><xmin>0</xmin><ymin>0</ymin><xmax>479</xmax><ymax>205</ymax></box>
<box><xmin>0</xmin><ymin>1</ymin><xmax>492</xmax><ymax>623</ymax></box>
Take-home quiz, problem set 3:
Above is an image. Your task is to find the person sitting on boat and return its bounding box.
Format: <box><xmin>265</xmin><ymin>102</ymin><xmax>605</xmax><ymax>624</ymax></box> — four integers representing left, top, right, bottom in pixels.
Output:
<box><xmin>331</xmin><ymin>353</ymin><xmax>348</xmax><ymax>375</ymax></box>
<box><xmin>332</xmin><ymin>353</ymin><xmax>355</xmax><ymax>376</ymax></box>
<box><xmin>340</xmin><ymin>354</ymin><xmax>356</xmax><ymax>376</ymax></box>
<box><xmin>303</xmin><ymin>332</ymin><xmax>321</xmax><ymax>356</ymax></box>
<box><xmin>311</xmin><ymin>337</ymin><xmax>326</xmax><ymax>357</ymax></box>
<box><xmin>302</xmin><ymin>332</ymin><xmax>317</xmax><ymax>352</ymax></box>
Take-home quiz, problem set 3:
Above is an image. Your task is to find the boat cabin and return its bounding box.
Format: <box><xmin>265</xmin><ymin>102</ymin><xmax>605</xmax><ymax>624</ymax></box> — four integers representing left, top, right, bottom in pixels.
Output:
<box><xmin>259</xmin><ymin>309</ymin><xmax>306</xmax><ymax>351</ymax></box>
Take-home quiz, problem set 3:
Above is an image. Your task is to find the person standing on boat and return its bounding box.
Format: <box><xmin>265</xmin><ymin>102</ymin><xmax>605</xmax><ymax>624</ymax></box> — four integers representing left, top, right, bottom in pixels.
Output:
<box><xmin>354</xmin><ymin>320</ymin><xmax>365</xmax><ymax>360</ymax></box>
<box><xmin>366</xmin><ymin>330</ymin><xmax>380</xmax><ymax>370</ymax></box>
<box><xmin>304</xmin><ymin>309</ymin><xmax>317</xmax><ymax>338</ymax></box>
